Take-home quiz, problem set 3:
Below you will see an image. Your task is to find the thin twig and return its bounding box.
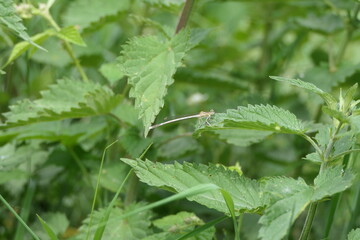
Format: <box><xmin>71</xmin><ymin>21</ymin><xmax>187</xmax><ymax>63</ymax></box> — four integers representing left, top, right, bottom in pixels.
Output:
<box><xmin>175</xmin><ymin>0</ymin><xmax>195</xmax><ymax>33</ymax></box>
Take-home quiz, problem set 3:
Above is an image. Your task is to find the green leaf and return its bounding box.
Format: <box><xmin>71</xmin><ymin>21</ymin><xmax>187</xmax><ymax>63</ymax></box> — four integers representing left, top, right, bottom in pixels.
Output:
<box><xmin>348</xmin><ymin>228</ymin><xmax>360</xmax><ymax>240</ymax></box>
<box><xmin>62</xmin><ymin>0</ymin><xmax>130</xmax><ymax>30</ymax></box>
<box><xmin>259</xmin><ymin>166</ymin><xmax>354</xmax><ymax>240</ymax></box>
<box><xmin>121</xmin><ymin>158</ymin><xmax>266</xmax><ymax>213</ymax></box>
<box><xmin>341</xmin><ymin>83</ymin><xmax>358</xmax><ymax>113</ymax></box>
<box><xmin>303</xmin><ymin>152</ymin><xmax>322</xmax><ymax>164</ymax></box>
<box><xmin>312</xmin><ymin>165</ymin><xmax>354</xmax><ymax>201</ymax></box>
<box><xmin>157</xmin><ymin>136</ymin><xmax>199</xmax><ymax>159</ymax></box>
<box><xmin>259</xmin><ymin>177</ymin><xmax>313</xmax><ymax>240</ymax></box>
<box><xmin>0</xmin><ymin>169</ymin><xmax>28</xmax><ymax>184</ymax></box>
<box><xmin>99</xmin><ymin>61</ymin><xmax>124</xmax><ymax>85</ymax></box>
<box><xmin>196</xmin><ymin>104</ymin><xmax>305</xmax><ymax>136</ymax></box>
<box><xmin>76</xmin><ymin>204</ymin><xmax>152</xmax><ymax>240</ymax></box>
<box><xmin>55</xmin><ymin>26</ymin><xmax>86</xmax><ymax>46</ymax></box>
<box><xmin>0</xmin><ymin>0</ymin><xmax>44</xmax><ymax>50</ymax></box>
<box><xmin>270</xmin><ymin>76</ymin><xmax>337</xmax><ymax>108</ymax></box>
<box><xmin>119</xmin><ymin>30</ymin><xmax>190</xmax><ymax>136</ymax></box>
<box><xmin>296</xmin><ymin>13</ymin><xmax>344</xmax><ymax>34</ymax></box>
<box><xmin>3</xmin><ymin>30</ymin><xmax>54</xmax><ymax>68</ymax></box>
<box><xmin>2</xmin><ymin>79</ymin><xmax>123</xmax><ymax>127</ymax></box>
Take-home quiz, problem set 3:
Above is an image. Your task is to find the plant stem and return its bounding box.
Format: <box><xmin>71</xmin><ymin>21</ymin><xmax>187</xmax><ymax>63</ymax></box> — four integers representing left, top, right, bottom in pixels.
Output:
<box><xmin>39</xmin><ymin>10</ymin><xmax>89</xmax><ymax>82</ymax></box>
<box><xmin>298</xmin><ymin>201</ymin><xmax>318</xmax><ymax>240</ymax></box>
<box><xmin>175</xmin><ymin>0</ymin><xmax>195</xmax><ymax>34</ymax></box>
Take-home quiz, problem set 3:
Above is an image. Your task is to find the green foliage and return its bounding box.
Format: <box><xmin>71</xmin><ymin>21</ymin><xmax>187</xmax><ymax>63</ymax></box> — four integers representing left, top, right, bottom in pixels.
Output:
<box><xmin>2</xmin><ymin>1</ymin><xmax>360</xmax><ymax>239</ymax></box>
<box><xmin>62</xmin><ymin>0</ymin><xmax>130</xmax><ymax>30</ymax></box>
<box><xmin>0</xmin><ymin>0</ymin><xmax>42</xmax><ymax>49</ymax></box>
<box><xmin>119</xmin><ymin>30</ymin><xmax>190</xmax><ymax>136</ymax></box>
<box><xmin>121</xmin><ymin>158</ymin><xmax>266</xmax><ymax>213</ymax></box>
<box><xmin>76</xmin><ymin>204</ymin><xmax>152</xmax><ymax>240</ymax></box>
<box><xmin>196</xmin><ymin>104</ymin><xmax>305</xmax><ymax>136</ymax></box>
<box><xmin>2</xmin><ymin>79</ymin><xmax>122</xmax><ymax>127</ymax></box>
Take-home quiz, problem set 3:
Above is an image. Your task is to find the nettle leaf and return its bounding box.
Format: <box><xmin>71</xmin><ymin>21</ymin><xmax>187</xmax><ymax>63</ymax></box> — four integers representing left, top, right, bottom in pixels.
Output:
<box><xmin>348</xmin><ymin>228</ymin><xmax>360</xmax><ymax>240</ymax></box>
<box><xmin>63</xmin><ymin>0</ymin><xmax>130</xmax><ymax>30</ymax></box>
<box><xmin>55</xmin><ymin>26</ymin><xmax>86</xmax><ymax>46</ymax></box>
<box><xmin>270</xmin><ymin>76</ymin><xmax>337</xmax><ymax>108</ymax></box>
<box><xmin>196</xmin><ymin>104</ymin><xmax>305</xmax><ymax>136</ymax></box>
<box><xmin>121</xmin><ymin>158</ymin><xmax>266</xmax><ymax>214</ymax></box>
<box><xmin>259</xmin><ymin>166</ymin><xmax>355</xmax><ymax>240</ymax></box>
<box><xmin>119</xmin><ymin>127</ymin><xmax>153</xmax><ymax>158</ymax></box>
<box><xmin>259</xmin><ymin>177</ymin><xmax>313</xmax><ymax>240</ymax></box>
<box><xmin>2</xmin><ymin>79</ymin><xmax>123</xmax><ymax>127</ymax></box>
<box><xmin>0</xmin><ymin>0</ymin><xmax>43</xmax><ymax>49</ymax></box>
<box><xmin>312</xmin><ymin>165</ymin><xmax>354</xmax><ymax>201</ymax></box>
<box><xmin>119</xmin><ymin>30</ymin><xmax>190</xmax><ymax>136</ymax></box>
<box><xmin>76</xmin><ymin>203</ymin><xmax>152</xmax><ymax>240</ymax></box>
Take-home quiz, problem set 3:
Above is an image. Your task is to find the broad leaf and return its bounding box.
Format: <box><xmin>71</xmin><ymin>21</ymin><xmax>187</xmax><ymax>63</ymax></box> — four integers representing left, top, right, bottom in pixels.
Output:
<box><xmin>259</xmin><ymin>166</ymin><xmax>354</xmax><ymax>240</ymax></box>
<box><xmin>270</xmin><ymin>76</ymin><xmax>337</xmax><ymax>108</ymax></box>
<box><xmin>2</xmin><ymin>79</ymin><xmax>123</xmax><ymax>127</ymax></box>
<box><xmin>63</xmin><ymin>0</ymin><xmax>130</xmax><ymax>30</ymax></box>
<box><xmin>259</xmin><ymin>177</ymin><xmax>313</xmax><ymax>240</ymax></box>
<box><xmin>0</xmin><ymin>0</ymin><xmax>43</xmax><ymax>49</ymax></box>
<box><xmin>196</xmin><ymin>104</ymin><xmax>306</xmax><ymax>136</ymax></box>
<box><xmin>144</xmin><ymin>0</ymin><xmax>185</xmax><ymax>6</ymax></box>
<box><xmin>99</xmin><ymin>61</ymin><xmax>124</xmax><ymax>85</ymax></box>
<box><xmin>119</xmin><ymin>127</ymin><xmax>153</xmax><ymax>158</ymax></box>
<box><xmin>119</xmin><ymin>30</ymin><xmax>190</xmax><ymax>135</ymax></box>
<box><xmin>76</xmin><ymin>203</ymin><xmax>152</xmax><ymax>240</ymax></box>
<box><xmin>121</xmin><ymin>158</ymin><xmax>266</xmax><ymax>213</ymax></box>
<box><xmin>312</xmin><ymin>165</ymin><xmax>354</xmax><ymax>201</ymax></box>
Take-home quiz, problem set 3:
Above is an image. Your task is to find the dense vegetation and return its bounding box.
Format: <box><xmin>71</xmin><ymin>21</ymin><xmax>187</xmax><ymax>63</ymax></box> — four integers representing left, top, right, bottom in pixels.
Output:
<box><xmin>1</xmin><ymin>0</ymin><xmax>360</xmax><ymax>239</ymax></box>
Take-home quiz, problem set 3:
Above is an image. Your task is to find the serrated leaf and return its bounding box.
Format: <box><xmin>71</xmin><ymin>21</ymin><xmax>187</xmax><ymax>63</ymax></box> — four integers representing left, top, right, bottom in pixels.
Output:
<box><xmin>196</xmin><ymin>104</ymin><xmax>305</xmax><ymax>136</ymax></box>
<box><xmin>119</xmin><ymin>30</ymin><xmax>190</xmax><ymax>136</ymax></box>
<box><xmin>270</xmin><ymin>76</ymin><xmax>337</xmax><ymax>108</ymax></box>
<box><xmin>259</xmin><ymin>167</ymin><xmax>354</xmax><ymax>240</ymax></box>
<box><xmin>76</xmin><ymin>204</ymin><xmax>152</xmax><ymax>240</ymax></box>
<box><xmin>0</xmin><ymin>0</ymin><xmax>44</xmax><ymax>50</ymax></box>
<box><xmin>2</xmin><ymin>79</ymin><xmax>123</xmax><ymax>127</ymax></box>
<box><xmin>3</xmin><ymin>30</ymin><xmax>54</xmax><ymax>67</ymax></box>
<box><xmin>348</xmin><ymin>228</ymin><xmax>360</xmax><ymax>240</ymax></box>
<box><xmin>121</xmin><ymin>158</ymin><xmax>266</xmax><ymax>213</ymax></box>
<box><xmin>259</xmin><ymin>177</ymin><xmax>313</xmax><ymax>240</ymax></box>
<box><xmin>312</xmin><ymin>165</ymin><xmax>354</xmax><ymax>200</ymax></box>
<box><xmin>314</xmin><ymin>125</ymin><xmax>331</xmax><ymax>151</ymax></box>
<box><xmin>55</xmin><ymin>26</ymin><xmax>86</xmax><ymax>46</ymax></box>
<box><xmin>63</xmin><ymin>0</ymin><xmax>130</xmax><ymax>30</ymax></box>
